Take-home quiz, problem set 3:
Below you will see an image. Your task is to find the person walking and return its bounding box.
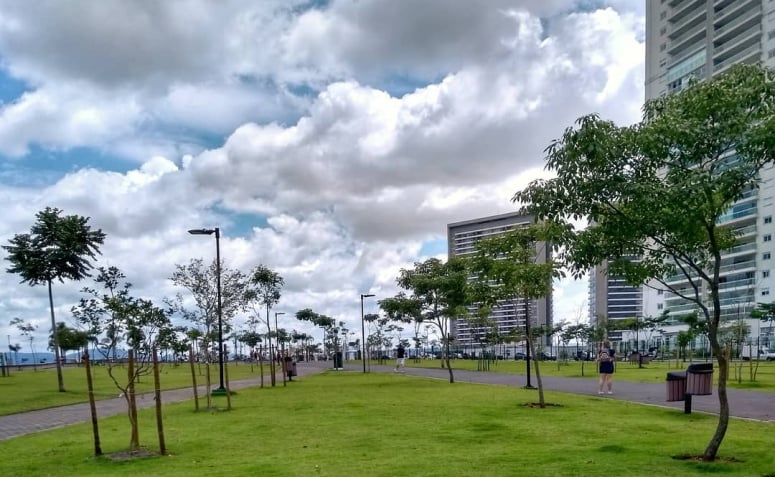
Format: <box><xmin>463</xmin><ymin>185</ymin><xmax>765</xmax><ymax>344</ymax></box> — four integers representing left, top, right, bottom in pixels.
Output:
<box><xmin>395</xmin><ymin>343</ymin><xmax>406</xmax><ymax>372</ymax></box>
<box><xmin>597</xmin><ymin>341</ymin><xmax>615</xmax><ymax>395</ymax></box>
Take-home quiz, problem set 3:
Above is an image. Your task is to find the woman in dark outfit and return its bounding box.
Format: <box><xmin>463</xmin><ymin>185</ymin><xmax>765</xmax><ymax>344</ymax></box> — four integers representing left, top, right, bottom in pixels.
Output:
<box><xmin>597</xmin><ymin>341</ymin><xmax>615</xmax><ymax>395</ymax></box>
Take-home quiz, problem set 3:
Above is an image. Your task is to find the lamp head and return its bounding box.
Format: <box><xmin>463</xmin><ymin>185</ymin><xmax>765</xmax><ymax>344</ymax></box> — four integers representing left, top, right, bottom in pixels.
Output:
<box><xmin>188</xmin><ymin>228</ymin><xmax>216</xmax><ymax>235</ymax></box>
<box><xmin>361</xmin><ymin>293</ymin><xmax>375</xmax><ymax>298</ymax></box>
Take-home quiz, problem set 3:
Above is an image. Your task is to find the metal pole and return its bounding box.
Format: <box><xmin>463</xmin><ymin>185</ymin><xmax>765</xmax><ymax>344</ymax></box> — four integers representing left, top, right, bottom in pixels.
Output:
<box><xmin>361</xmin><ymin>295</ymin><xmax>366</xmax><ymax>373</ymax></box>
<box><xmin>215</xmin><ymin>228</ymin><xmax>224</xmax><ymax>392</ymax></box>
<box><xmin>360</xmin><ymin>294</ymin><xmax>374</xmax><ymax>373</ymax></box>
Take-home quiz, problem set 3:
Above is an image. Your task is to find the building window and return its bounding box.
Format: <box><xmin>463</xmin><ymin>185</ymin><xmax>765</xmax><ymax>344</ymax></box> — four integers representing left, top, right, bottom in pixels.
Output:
<box><xmin>766</xmin><ymin>216</ymin><xmax>773</xmax><ymax>224</ymax></box>
<box><xmin>765</xmin><ymin>252</ymin><xmax>772</xmax><ymax>260</ymax></box>
<box><xmin>763</xmin><ymin>289</ymin><xmax>770</xmax><ymax>296</ymax></box>
<box><xmin>660</xmin><ymin>43</ymin><xmax>667</xmax><ymax>52</ymax></box>
<box><xmin>657</xmin><ymin>303</ymin><xmax>664</xmax><ymax>310</ymax></box>
<box><xmin>657</xmin><ymin>289</ymin><xmax>664</xmax><ymax>295</ymax></box>
<box><xmin>766</xmin><ymin>234</ymin><xmax>772</xmax><ymax>242</ymax></box>
<box><xmin>769</xmin><ymin>49</ymin><xmax>775</xmax><ymax>59</ymax></box>
<box><xmin>764</xmin><ymin>270</ymin><xmax>770</xmax><ymax>278</ymax></box>
<box><xmin>660</xmin><ymin>11</ymin><xmax>667</xmax><ymax>19</ymax></box>
<box><xmin>660</xmin><ymin>27</ymin><xmax>667</xmax><ymax>36</ymax></box>
<box><xmin>769</xmin><ymin>30</ymin><xmax>775</xmax><ymax>40</ymax></box>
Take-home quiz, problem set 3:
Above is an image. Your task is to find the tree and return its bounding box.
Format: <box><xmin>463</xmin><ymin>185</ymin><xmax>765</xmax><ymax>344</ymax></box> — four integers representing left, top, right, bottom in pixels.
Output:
<box><xmin>750</xmin><ymin>302</ymin><xmax>775</xmax><ymax>341</ymax></box>
<box><xmin>3</xmin><ymin>206</ymin><xmax>105</xmax><ymax>391</ymax></box>
<box><xmin>10</xmin><ymin>317</ymin><xmax>37</xmax><ymax>368</ymax></box>
<box><xmin>73</xmin><ymin>266</ymin><xmax>174</xmax><ymax>451</ymax></box>
<box><xmin>513</xmin><ymin>64</ymin><xmax>775</xmax><ymax>460</ymax></box>
<box><xmin>170</xmin><ymin>258</ymin><xmax>246</xmax><ymax>394</ymax></box>
<box><xmin>467</xmin><ymin>222</ymin><xmax>562</xmax><ymax>407</ymax></box>
<box><xmin>244</xmin><ymin>265</ymin><xmax>284</xmax><ymax>386</ymax></box>
<box><xmin>50</xmin><ymin>322</ymin><xmax>91</xmax><ymax>363</ymax></box>
<box><xmin>561</xmin><ymin>323</ymin><xmax>593</xmax><ymax>375</ymax></box>
<box><xmin>381</xmin><ymin>258</ymin><xmax>469</xmax><ymax>383</ymax></box>
<box><xmin>8</xmin><ymin>342</ymin><xmax>21</xmax><ymax>366</ymax></box>
<box><xmin>296</xmin><ymin>309</ymin><xmax>342</xmax><ymax>366</ymax></box>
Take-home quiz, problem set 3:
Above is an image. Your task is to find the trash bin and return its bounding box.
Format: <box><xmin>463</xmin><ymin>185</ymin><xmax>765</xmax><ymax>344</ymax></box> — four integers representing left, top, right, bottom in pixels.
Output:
<box><xmin>283</xmin><ymin>356</ymin><xmax>297</xmax><ymax>379</ymax></box>
<box><xmin>686</xmin><ymin>363</ymin><xmax>713</xmax><ymax>395</ymax></box>
<box><xmin>666</xmin><ymin>371</ymin><xmax>686</xmax><ymax>402</ymax></box>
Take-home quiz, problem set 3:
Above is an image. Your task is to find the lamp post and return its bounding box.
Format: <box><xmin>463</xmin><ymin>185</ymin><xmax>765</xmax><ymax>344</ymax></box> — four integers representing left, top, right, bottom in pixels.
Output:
<box><xmin>360</xmin><ymin>293</ymin><xmax>375</xmax><ymax>373</ymax></box>
<box><xmin>188</xmin><ymin>227</ymin><xmax>225</xmax><ymax>394</ymax></box>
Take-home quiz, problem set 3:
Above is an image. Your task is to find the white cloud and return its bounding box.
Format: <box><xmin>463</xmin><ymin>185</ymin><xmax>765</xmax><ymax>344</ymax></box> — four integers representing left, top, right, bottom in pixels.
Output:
<box><xmin>0</xmin><ymin>2</ymin><xmax>645</xmax><ymax>346</ymax></box>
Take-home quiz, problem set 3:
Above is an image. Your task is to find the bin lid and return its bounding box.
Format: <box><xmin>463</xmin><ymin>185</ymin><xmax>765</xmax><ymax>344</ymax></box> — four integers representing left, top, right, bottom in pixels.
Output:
<box><xmin>666</xmin><ymin>371</ymin><xmax>686</xmax><ymax>380</ymax></box>
<box><xmin>686</xmin><ymin>363</ymin><xmax>713</xmax><ymax>374</ymax></box>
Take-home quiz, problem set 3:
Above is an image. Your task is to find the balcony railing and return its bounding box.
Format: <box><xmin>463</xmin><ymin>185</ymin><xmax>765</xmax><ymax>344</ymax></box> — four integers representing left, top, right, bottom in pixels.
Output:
<box><xmin>670</xmin><ymin>7</ymin><xmax>707</xmax><ymax>37</ymax></box>
<box><xmin>671</xmin><ymin>0</ymin><xmax>707</xmax><ymax>24</ymax></box>
<box><xmin>668</xmin><ymin>23</ymin><xmax>706</xmax><ymax>54</ymax></box>
<box><xmin>714</xmin><ymin>24</ymin><xmax>761</xmax><ymax>57</ymax></box>
<box><xmin>713</xmin><ymin>4</ymin><xmax>761</xmax><ymax>42</ymax></box>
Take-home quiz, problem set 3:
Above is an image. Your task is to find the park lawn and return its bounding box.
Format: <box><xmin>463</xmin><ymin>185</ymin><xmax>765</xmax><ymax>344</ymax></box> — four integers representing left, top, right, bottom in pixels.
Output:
<box><xmin>0</xmin><ymin>371</ymin><xmax>773</xmax><ymax>477</ymax></box>
<box><xmin>0</xmin><ymin>361</ymin><xmax>267</xmax><ymax>415</ymax></box>
<box><xmin>400</xmin><ymin>358</ymin><xmax>775</xmax><ymax>391</ymax></box>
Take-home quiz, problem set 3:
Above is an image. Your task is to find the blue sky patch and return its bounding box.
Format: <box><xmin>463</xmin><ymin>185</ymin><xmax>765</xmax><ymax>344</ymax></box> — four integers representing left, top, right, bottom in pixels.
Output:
<box><xmin>420</xmin><ymin>238</ymin><xmax>448</xmax><ymax>258</ymax></box>
<box><xmin>0</xmin><ymin>145</ymin><xmax>136</xmax><ymax>187</ymax></box>
<box><xmin>0</xmin><ymin>68</ymin><xmax>29</xmax><ymax>104</ymax></box>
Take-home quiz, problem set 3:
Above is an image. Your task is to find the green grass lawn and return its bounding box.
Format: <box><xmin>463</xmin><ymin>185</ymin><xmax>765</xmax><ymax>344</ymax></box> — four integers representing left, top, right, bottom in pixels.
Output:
<box><xmin>403</xmin><ymin>358</ymin><xmax>775</xmax><ymax>391</ymax></box>
<box><xmin>0</xmin><ymin>361</ymin><xmax>267</xmax><ymax>415</ymax></box>
<box><xmin>0</xmin><ymin>371</ymin><xmax>773</xmax><ymax>477</ymax></box>
<box><xmin>2</xmin><ymin>359</ymin><xmax>773</xmax><ymax>416</ymax></box>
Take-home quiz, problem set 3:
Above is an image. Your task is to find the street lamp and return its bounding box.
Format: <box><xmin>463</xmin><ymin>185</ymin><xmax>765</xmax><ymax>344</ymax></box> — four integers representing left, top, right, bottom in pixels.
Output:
<box><xmin>188</xmin><ymin>227</ymin><xmax>226</xmax><ymax>394</ymax></box>
<box><xmin>360</xmin><ymin>293</ymin><xmax>375</xmax><ymax>373</ymax></box>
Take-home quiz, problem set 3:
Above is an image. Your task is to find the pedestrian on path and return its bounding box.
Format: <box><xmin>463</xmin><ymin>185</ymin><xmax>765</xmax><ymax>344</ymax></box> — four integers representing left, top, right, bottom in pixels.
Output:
<box><xmin>597</xmin><ymin>341</ymin><xmax>615</xmax><ymax>395</ymax></box>
<box><xmin>395</xmin><ymin>343</ymin><xmax>406</xmax><ymax>372</ymax></box>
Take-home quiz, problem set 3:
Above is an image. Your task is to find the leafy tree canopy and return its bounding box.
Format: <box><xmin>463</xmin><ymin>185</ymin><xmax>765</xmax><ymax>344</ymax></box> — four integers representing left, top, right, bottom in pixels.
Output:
<box><xmin>513</xmin><ymin>63</ymin><xmax>775</xmax><ymax>461</ymax></box>
<box><xmin>3</xmin><ymin>206</ymin><xmax>105</xmax><ymax>285</ymax></box>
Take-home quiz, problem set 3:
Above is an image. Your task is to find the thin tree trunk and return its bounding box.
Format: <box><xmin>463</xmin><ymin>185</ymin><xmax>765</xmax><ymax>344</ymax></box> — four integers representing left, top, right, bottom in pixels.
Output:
<box><xmin>527</xmin><ymin>335</ymin><xmax>546</xmax><ymax>407</ymax></box>
<box><xmin>444</xmin><ymin>334</ymin><xmax>454</xmax><ymax>383</ymax></box>
<box><xmin>525</xmin><ymin>300</ymin><xmax>545</xmax><ymax>407</ymax></box>
<box><xmin>83</xmin><ymin>348</ymin><xmax>102</xmax><ymax>456</ymax></box>
<box><xmin>47</xmin><ymin>280</ymin><xmax>65</xmax><ymax>392</ymax></box>
<box><xmin>224</xmin><ymin>357</ymin><xmax>232</xmax><ymax>411</ymax></box>
<box><xmin>188</xmin><ymin>344</ymin><xmax>199</xmax><ymax>412</ymax></box>
<box><xmin>128</xmin><ymin>350</ymin><xmax>139</xmax><ymax>451</ymax></box>
<box><xmin>703</xmin><ymin>342</ymin><xmax>730</xmax><ymax>461</ymax></box>
<box><xmin>205</xmin><ymin>361</ymin><xmax>212</xmax><ymax>409</ymax></box>
<box><xmin>266</xmin><ymin>308</ymin><xmax>276</xmax><ymax>386</ymax></box>
<box><xmin>259</xmin><ymin>343</ymin><xmax>265</xmax><ymax>388</ymax></box>
<box><xmin>152</xmin><ymin>348</ymin><xmax>166</xmax><ymax>455</ymax></box>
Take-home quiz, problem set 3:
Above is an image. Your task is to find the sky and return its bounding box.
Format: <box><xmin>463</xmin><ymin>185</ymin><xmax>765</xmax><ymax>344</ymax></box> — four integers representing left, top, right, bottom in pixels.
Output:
<box><xmin>0</xmin><ymin>0</ymin><xmax>646</xmax><ymax>352</ymax></box>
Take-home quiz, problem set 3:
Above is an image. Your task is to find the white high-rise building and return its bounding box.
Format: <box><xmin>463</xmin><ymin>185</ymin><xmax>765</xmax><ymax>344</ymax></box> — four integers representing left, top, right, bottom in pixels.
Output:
<box><xmin>589</xmin><ymin>1</ymin><xmax>775</xmax><ymax>348</ymax></box>
<box><xmin>645</xmin><ymin>0</ymin><xmax>775</xmax><ymax>324</ymax></box>
<box><xmin>447</xmin><ymin>212</ymin><xmax>552</xmax><ymax>351</ymax></box>
<box><xmin>646</xmin><ymin>0</ymin><xmax>775</xmax><ymax>99</ymax></box>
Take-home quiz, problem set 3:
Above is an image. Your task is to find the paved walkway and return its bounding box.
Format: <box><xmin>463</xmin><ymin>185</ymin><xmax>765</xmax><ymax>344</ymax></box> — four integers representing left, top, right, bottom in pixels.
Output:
<box><xmin>1</xmin><ymin>361</ymin><xmax>772</xmax><ymax>441</ymax></box>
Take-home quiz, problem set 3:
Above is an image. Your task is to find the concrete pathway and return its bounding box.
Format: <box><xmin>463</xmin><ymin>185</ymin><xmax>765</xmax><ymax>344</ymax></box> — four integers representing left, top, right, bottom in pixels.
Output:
<box><xmin>1</xmin><ymin>361</ymin><xmax>772</xmax><ymax>441</ymax></box>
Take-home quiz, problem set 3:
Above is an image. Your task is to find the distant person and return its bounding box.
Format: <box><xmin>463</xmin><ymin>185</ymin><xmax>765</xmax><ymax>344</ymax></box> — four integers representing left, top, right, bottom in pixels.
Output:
<box><xmin>395</xmin><ymin>343</ymin><xmax>406</xmax><ymax>372</ymax></box>
<box><xmin>597</xmin><ymin>341</ymin><xmax>615</xmax><ymax>395</ymax></box>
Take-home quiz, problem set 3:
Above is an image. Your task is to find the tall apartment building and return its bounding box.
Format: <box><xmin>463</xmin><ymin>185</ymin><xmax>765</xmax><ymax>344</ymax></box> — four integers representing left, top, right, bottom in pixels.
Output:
<box><xmin>591</xmin><ymin>0</ymin><xmax>775</xmax><ymax>339</ymax></box>
<box><xmin>647</xmin><ymin>0</ymin><xmax>775</xmax><ymax>322</ymax></box>
<box><xmin>447</xmin><ymin>212</ymin><xmax>552</xmax><ymax>349</ymax></box>
<box><xmin>588</xmin><ymin>262</ymin><xmax>645</xmax><ymax>341</ymax></box>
